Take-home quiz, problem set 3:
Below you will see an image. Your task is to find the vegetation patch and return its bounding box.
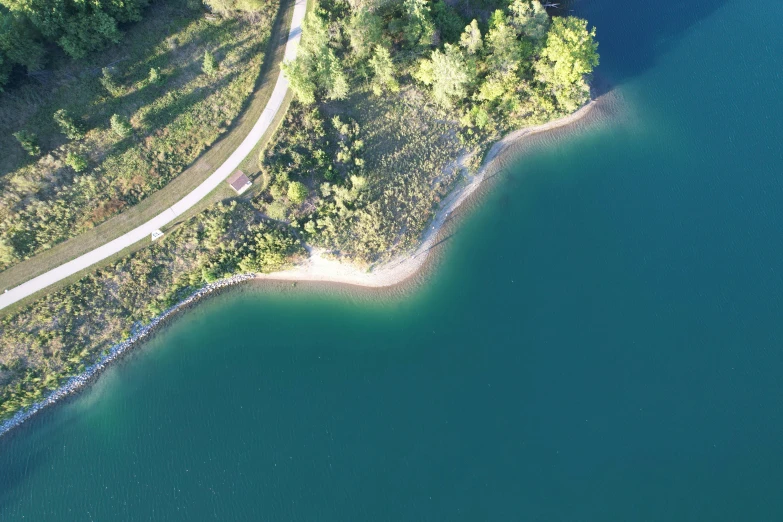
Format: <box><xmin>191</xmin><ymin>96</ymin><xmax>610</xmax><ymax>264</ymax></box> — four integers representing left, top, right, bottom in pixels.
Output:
<box><xmin>259</xmin><ymin>0</ymin><xmax>598</xmax><ymax>265</ymax></box>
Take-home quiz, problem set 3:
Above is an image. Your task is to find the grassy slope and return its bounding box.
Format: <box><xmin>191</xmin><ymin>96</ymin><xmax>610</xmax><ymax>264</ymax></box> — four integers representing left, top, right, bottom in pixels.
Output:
<box><xmin>259</xmin><ymin>86</ymin><xmax>468</xmax><ymax>265</ymax></box>
<box><xmin>0</xmin><ymin>0</ymin><xmax>280</xmax><ymax>272</ymax></box>
<box><xmin>0</xmin><ymin>0</ymin><xmax>296</xmax><ymax>309</ymax></box>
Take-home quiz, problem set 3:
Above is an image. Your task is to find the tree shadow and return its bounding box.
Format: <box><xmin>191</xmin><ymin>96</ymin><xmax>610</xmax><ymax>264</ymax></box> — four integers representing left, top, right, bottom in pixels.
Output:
<box><xmin>86</xmin><ymin>29</ymin><xmax>259</xmax><ymax>133</ymax></box>
<box><xmin>139</xmin><ymin>70</ymin><xmax>242</xmax><ymax>131</ymax></box>
<box><xmin>557</xmin><ymin>0</ymin><xmax>730</xmax><ymax>92</ymax></box>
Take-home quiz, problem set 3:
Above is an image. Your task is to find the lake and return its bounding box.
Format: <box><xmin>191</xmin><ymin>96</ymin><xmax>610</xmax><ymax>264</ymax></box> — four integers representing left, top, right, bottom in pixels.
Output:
<box><xmin>2</xmin><ymin>0</ymin><xmax>783</xmax><ymax>519</ymax></box>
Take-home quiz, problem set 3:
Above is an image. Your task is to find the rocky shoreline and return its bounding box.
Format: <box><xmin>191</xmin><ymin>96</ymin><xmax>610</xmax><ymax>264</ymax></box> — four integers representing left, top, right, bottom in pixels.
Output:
<box><xmin>0</xmin><ymin>274</ymin><xmax>256</xmax><ymax>438</ymax></box>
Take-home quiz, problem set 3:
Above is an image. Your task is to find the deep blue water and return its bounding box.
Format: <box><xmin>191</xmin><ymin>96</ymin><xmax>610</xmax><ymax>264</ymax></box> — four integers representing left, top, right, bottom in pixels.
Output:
<box><xmin>2</xmin><ymin>0</ymin><xmax>783</xmax><ymax>519</ymax></box>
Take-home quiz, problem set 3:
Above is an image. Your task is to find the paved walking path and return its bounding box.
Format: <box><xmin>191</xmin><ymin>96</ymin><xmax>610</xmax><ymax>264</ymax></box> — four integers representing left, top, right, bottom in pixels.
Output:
<box><xmin>0</xmin><ymin>0</ymin><xmax>307</xmax><ymax>310</ymax></box>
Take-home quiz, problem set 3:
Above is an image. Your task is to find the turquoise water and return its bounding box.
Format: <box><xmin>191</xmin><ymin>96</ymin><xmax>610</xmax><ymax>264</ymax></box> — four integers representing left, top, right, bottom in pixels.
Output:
<box><xmin>3</xmin><ymin>0</ymin><xmax>783</xmax><ymax>519</ymax></box>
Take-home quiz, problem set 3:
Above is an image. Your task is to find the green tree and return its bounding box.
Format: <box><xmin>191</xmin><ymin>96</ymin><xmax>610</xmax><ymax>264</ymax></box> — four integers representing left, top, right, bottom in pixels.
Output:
<box><xmin>202</xmin><ymin>50</ymin><xmax>218</xmax><ymax>76</ymax></box>
<box><xmin>65</xmin><ymin>152</ymin><xmax>88</xmax><ymax>172</ymax></box>
<box><xmin>346</xmin><ymin>7</ymin><xmax>384</xmax><ymax>59</ymax></box>
<box><xmin>477</xmin><ymin>70</ymin><xmax>516</xmax><ymax>103</ymax></box>
<box><xmin>508</xmin><ymin>0</ymin><xmax>549</xmax><ymax>41</ymax></box>
<box><xmin>368</xmin><ymin>46</ymin><xmax>398</xmax><ymax>95</ymax></box>
<box><xmin>148</xmin><ymin>67</ymin><xmax>161</xmax><ymax>84</ymax></box>
<box><xmin>485</xmin><ymin>11</ymin><xmax>528</xmax><ymax>74</ymax></box>
<box><xmin>287</xmin><ymin>181</ymin><xmax>308</xmax><ymax>204</ymax></box>
<box><xmin>282</xmin><ymin>8</ymin><xmax>348</xmax><ymax>103</ymax></box>
<box><xmin>1</xmin><ymin>0</ymin><xmax>147</xmax><ymax>59</ymax></box>
<box><xmin>53</xmin><ymin>109</ymin><xmax>85</xmax><ymax>140</ymax></box>
<box><xmin>431</xmin><ymin>0</ymin><xmax>464</xmax><ymax>43</ymax></box>
<box><xmin>328</xmin><ymin>61</ymin><xmax>349</xmax><ymax>100</ymax></box>
<box><xmin>415</xmin><ymin>43</ymin><xmax>472</xmax><ymax>108</ymax></box>
<box><xmin>282</xmin><ymin>59</ymin><xmax>317</xmax><ymax>104</ymax></box>
<box><xmin>56</xmin><ymin>11</ymin><xmax>122</xmax><ymax>59</ymax></box>
<box><xmin>534</xmin><ymin>17</ymin><xmax>598</xmax><ymax>111</ymax></box>
<box><xmin>402</xmin><ymin>0</ymin><xmax>434</xmax><ymax>49</ymax></box>
<box><xmin>110</xmin><ymin>114</ymin><xmax>132</xmax><ymax>138</ymax></box>
<box><xmin>0</xmin><ymin>11</ymin><xmax>45</xmax><ymax>75</ymax></box>
<box><xmin>100</xmin><ymin>67</ymin><xmax>122</xmax><ymax>96</ymax></box>
<box><xmin>266</xmin><ymin>200</ymin><xmax>288</xmax><ymax>221</ymax></box>
<box><xmin>459</xmin><ymin>19</ymin><xmax>482</xmax><ymax>55</ymax></box>
<box><xmin>0</xmin><ymin>238</ymin><xmax>17</xmax><ymax>268</ymax></box>
<box><xmin>12</xmin><ymin>130</ymin><xmax>40</xmax><ymax>156</ymax></box>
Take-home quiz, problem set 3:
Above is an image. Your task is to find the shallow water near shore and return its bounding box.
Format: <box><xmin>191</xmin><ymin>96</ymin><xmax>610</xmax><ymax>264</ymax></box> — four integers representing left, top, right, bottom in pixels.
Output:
<box><xmin>3</xmin><ymin>0</ymin><xmax>783</xmax><ymax>519</ymax></box>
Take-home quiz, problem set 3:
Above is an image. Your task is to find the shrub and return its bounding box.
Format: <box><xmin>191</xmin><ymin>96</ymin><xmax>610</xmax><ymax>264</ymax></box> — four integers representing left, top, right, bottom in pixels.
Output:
<box><xmin>266</xmin><ymin>201</ymin><xmax>288</xmax><ymax>221</ymax></box>
<box><xmin>100</xmin><ymin>67</ymin><xmax>122</xmax><ymax>97</ymax></box>
<box><xmin>287</xmin><ymin>181</ymin><xmax>308</xmax><ymax>204</ymax></box>
<box><xmin>203</xmin><ymin>50</ymin><xmax>218</xmax><ymax>76</ymax></box>
<box><xmin>148</xmin><ymin>67</ymin><xmax>162</xmax><ymax>84</ymax></box>
<box><xmin>110</xmin><ymin>114</ymin><xmax>133</xmax><ymax>138</ymax></box>
<box><xmin>53</xmin><ymin>109</ymin><xmax>85</xmax><ymax>140</ymax></box>
<box><xmin>65</xmin><ymin>152</ymin><xmax>89</xmax><ymax>172</ymax></box>
<box><xmin>12</xmin><ymin>130</ymin><xmax>40</xmax><ymax>156</ymax></box>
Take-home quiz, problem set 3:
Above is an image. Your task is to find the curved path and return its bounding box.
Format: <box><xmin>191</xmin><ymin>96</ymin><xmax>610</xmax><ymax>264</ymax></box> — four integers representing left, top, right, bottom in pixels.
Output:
<box><xmin>0</xmin><ymin>0</ymin><xmax>307</xmax><ymax>311</ymax></box>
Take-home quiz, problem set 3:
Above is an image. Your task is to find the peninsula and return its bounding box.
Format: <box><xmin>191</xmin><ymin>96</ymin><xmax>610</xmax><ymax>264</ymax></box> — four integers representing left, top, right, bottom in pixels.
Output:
<box><xmin>0</xmin><ymin>0</ymin><xmax>597</xmax><ymax>430</ymax></box>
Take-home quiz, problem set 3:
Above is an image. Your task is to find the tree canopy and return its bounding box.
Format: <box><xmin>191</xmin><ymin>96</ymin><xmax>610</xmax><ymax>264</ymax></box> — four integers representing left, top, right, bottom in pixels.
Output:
<box><xmin>508</xmin><ymin>0</ymin><xmax>549</xmax><ymax>42</ymax></box>
<box><xmin>282</xmin><ymin>8</ymin><xmax>349</xmax><ymax>104</ymax></box>
<box><xmin>281</xmin><ymin>0</ymin><xmax>598</xmax><ymax>125</ymax></box>
<box><xmin>534</xmin><ymin>16</ymin><xmax>599</xmax><ymax>112</ymax></box>
<box><xmin>368</xmin><ymin>46</ymin><xmax>398</xmax><ymax>95</ymax></box>
<box><xmin>415</xmin><ymin>43</ymin><xmax>472</xmax><ymax>108</ymax></box>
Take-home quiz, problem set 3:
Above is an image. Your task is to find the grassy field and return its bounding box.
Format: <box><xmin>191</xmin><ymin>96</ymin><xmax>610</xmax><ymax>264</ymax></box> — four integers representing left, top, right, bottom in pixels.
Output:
<box><xmin>0</xmin><ymin>0</ymin><xmax>297</xmax><ymax>306</ymax></box>
<box><xmin>257</xmin><ymin>85</ymin><xmax>472</xmax><ymax>265</ymax></box>
<box><xmin>0</xmin><ymin>0</ymin><xmax>281</xmax><ymax>272</ymax></box>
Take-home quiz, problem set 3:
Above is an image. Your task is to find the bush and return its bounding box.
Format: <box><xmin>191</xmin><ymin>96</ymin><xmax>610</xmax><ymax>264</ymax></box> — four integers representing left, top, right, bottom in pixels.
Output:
<box><xmin>110</xmin><ymin>114</ymin><xmax>133</xmax><ymax>138</ymax></box>
<box><xmin>53</xmin><ymin>109</ymin><xmax>85</xmax><ymax>140</ymax></box>
<box><xmin>100</xmin><ymin>67</ymin><xmax>122</xmax><ymax>97</ymax></box>
<box><xmin>203</xmin><ymin>50</ymin><xmax>218</xmax><ymax>76</ymax></box>
<box><xmin>65</xmin><ymin>152</ymin><xmax>89</xmax><ymax>172</ymax></box>
<box><xmin>266</xmin><ymin>201</ymin><xmax>288</xmax><ymax>221</ymax></box>
<box><xmin>287</xmin><ymin>181</ymin><xmax>308</xmax><ymax>204</ymax></box>
<box><xmin>12</xmin><ymin>130</ymin><xmax>40</xmax><ymax>156</ymax></box>
<box><xmin>148</xmin><ymin>67</ymin><xmax>162</xmax><ymax>84</ymax></box>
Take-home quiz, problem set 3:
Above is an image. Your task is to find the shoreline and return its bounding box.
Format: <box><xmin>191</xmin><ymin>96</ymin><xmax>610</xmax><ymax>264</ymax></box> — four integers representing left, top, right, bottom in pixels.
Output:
<box><xmin>254</xmin><ymin>100</ymin><xmax>597</xmax><ymax>288</ymax></box>
<box><xmin>0</xmin><ymin>274</ymin><xmax>256</xmax><ymax>438</ymax></box>
<box><xmin>0</xmin><ymin>101</ymin><xmax>597</xmax><ymax>439</ymax></box>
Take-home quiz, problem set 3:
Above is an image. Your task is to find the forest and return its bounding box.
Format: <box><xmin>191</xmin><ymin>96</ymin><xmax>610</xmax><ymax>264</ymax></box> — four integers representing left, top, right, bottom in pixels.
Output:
<box><xmin>0</xmin><ymin>0</ymin><xmax>271</xmax><ymax>86</ymax></box>
<box><xmin>257</xmin><ymin>0</ymin><xmax>598</xmax><ymax>264</ymax></box>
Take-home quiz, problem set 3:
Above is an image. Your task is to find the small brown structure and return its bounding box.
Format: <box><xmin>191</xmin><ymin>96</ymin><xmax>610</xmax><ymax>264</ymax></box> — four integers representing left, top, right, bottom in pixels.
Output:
<box><xmin>227</xmin><ymin>170</ymin><xmax>252</xmax><ymax>194</ymax></box>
